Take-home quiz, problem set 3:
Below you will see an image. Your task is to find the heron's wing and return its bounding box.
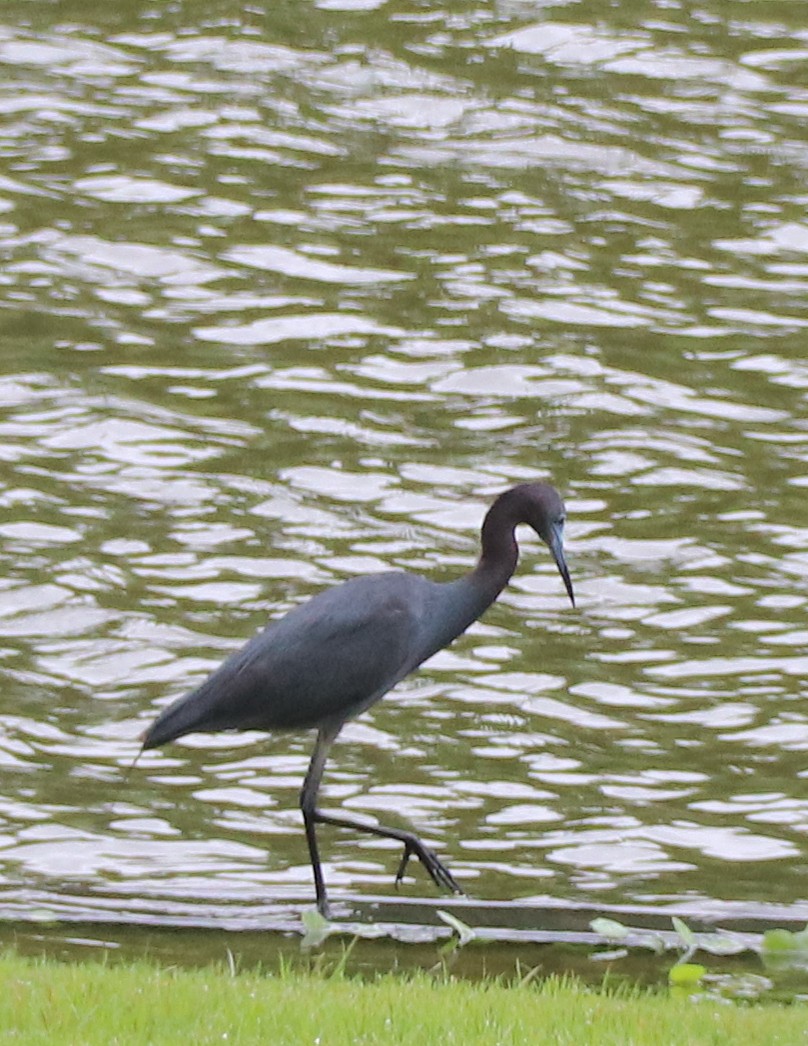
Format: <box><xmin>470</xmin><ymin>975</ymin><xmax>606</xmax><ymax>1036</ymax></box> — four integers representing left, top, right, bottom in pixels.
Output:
<box><xmin>142</xmin><ymin>573</ymin><xmax>426</xmax><ymax>747</ymax></box>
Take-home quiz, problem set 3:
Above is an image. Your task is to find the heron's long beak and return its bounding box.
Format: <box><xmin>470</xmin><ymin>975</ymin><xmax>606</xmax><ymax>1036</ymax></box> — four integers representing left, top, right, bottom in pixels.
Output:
<box><xmin>549</xmin><ymin>523</ymin><xmax>575</xmax><ymax>608</ymax></box>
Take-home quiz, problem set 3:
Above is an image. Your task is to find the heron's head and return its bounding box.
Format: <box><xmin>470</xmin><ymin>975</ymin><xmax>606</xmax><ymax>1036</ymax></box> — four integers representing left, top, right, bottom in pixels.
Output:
<box><xmin>520</xmin><ymin>483</ymin><xmax>575</xmax><ymax>608</ymax></box>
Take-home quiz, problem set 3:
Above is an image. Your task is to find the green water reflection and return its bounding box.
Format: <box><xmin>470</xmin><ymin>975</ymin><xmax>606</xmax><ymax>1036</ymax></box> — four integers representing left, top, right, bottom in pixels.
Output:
<box><xmin>0</xmin><ymin>0</ymin><xmax>805</xmax><ymax>932</ymax></box>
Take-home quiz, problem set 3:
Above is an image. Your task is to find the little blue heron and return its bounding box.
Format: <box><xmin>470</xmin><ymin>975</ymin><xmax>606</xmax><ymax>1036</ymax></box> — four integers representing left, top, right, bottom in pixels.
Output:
<box><xmin>141</xmin><ymin>482</ymin><xmax>574</xmax><ymax>917</ymax></box>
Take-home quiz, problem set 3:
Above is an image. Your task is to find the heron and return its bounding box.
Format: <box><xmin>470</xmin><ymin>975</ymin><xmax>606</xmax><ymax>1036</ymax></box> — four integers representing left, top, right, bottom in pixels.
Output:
<box><xmin>141</xmin><ymin>482</ymin><xmax>575</xmax><ymax>917</ymax></box>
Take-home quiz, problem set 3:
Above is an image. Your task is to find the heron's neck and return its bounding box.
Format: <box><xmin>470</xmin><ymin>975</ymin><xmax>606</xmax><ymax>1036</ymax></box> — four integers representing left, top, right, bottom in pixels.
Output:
<box><xmin>413</xmin><ymin>501</ymin><xmax>521</xmax><ymax>666</ymax></box>
<box><xmin>440</xmin><ymin>519</ymin><xmax>516</xmax><ymax>644</ymax></box>
<box><xmin>473</xmin><ymin>494</ymin><xmax>520</xmax><ymax>596</ymax></box>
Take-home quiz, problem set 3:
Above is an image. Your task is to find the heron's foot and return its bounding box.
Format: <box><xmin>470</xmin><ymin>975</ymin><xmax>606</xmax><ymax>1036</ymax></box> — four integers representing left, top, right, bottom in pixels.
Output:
<box><xmin>394</xmin><ymin>837</ymin><xmax>463</xmax><ymax>896</ymax></box>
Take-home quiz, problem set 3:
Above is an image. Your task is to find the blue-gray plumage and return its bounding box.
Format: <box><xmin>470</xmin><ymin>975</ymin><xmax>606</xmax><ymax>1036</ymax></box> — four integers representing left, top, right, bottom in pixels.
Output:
<box><xmin>141</xmin><ymin>482</ymin><xmax>574</xmax><ymax>916</ymax></box>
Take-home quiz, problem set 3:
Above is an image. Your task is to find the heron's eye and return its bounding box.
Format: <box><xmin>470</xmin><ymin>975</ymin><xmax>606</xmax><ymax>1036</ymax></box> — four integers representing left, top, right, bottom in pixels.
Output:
<box><xmin>556</xmin><ymin>515</ymin><xmax>565</xmax><ymax>528</ymax></box>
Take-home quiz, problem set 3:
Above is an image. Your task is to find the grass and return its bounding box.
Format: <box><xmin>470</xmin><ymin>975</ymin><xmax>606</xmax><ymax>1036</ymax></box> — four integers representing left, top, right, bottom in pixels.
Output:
<box><xmin>0</xmin><ymin>950</ymin><xmax>805</xmax><ymax>1045</ymax></box>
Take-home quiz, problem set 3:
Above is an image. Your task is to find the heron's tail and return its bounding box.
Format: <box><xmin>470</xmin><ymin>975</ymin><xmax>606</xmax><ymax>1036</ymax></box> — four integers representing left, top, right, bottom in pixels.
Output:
<box><xmin>141</xmin><ymin>692</ymin><xmax>200</xmax><ymax>750</ymax></box>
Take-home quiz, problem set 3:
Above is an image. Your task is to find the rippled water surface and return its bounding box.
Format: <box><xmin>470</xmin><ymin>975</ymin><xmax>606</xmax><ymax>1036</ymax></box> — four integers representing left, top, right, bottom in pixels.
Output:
<box><xmin>0</xmin><ymin>0</ymin><xmax>807</xmax><ymax>932</ymax></box>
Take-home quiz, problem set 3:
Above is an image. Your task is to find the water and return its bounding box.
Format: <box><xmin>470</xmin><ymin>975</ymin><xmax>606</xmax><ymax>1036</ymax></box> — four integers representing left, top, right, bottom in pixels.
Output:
<box><xmin>0</xmin><ymin>0</ymin><xmax>807</xmax><ymax>945</ymax></box>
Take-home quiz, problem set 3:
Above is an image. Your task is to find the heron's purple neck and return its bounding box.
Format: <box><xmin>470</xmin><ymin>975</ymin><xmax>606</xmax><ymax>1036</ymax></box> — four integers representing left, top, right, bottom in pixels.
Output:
<box><xmin>415</xmin><ymin>490</ymin><xmax>533</xmax><ymax>665</ymax></box>
<box><xmin>470</xmin><ymin>493</ymin><xmax>522</xmax><ymax>602</ymax></box>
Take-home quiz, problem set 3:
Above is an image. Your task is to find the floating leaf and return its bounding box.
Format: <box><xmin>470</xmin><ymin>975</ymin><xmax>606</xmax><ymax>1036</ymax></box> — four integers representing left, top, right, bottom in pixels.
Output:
<box><xmin>697</xmin><ymin>932</ymin><xmax>746</xmax><ymax>957</ymax></box>
<box><xmin>300</xmin><ymin>909</ymin><xmax>333</xmax><ymax>949</ymax></box>
<box><xmin>671</xmin><ymin>917</ymin><xmax>695</xmax><ymax>945</ymax></box>
<box><xmin>590</xmin><ymin>917</ymin><xmax>629</xmax><ymax>940</ymax></box>
<box><xmin>437</xmin><ymin>909</ymin><xmax>475</xmax><ymax>947</ymax></box>
<box><xmin>639</xmin><ymin>933</ymin><xmax>666</xmax><ymax>956</ymax></box>
<box><xmin>302</xmin><ymin>909</ymin><xmax>330</xmax><ymax>932</ymax></box>
<box><xmin>669</xmin><ymin>962</ymin><xmax>706</xmax><ymax>986</ymax></box>
<box><xmin>762</xmin><ymin>928</ymin><xmax>797</xmax><ymax>953</ymax></box>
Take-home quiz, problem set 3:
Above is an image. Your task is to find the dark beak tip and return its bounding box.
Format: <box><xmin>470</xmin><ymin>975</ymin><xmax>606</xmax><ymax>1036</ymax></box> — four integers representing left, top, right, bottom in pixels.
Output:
<box><xmin>549</xmin><ymin>530</ymin><xmax>575</xmax><ymax>610</ymax></box>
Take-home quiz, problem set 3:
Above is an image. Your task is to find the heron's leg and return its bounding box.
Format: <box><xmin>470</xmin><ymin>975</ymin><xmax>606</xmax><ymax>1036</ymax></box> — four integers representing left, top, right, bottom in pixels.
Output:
<box><xmin>301</xmin><ymin>724</ymin><xmax>464</xmax><ymax>914</ymax></box>
<box><xmin>300</xmin><ymin>725</ymin><xmax>339</xmax><ymax>918</ymax></box>
<box><xmin>312</xmin><ymin>808</ymin><xmax>463</xmax><ymax>897</ymax></box>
